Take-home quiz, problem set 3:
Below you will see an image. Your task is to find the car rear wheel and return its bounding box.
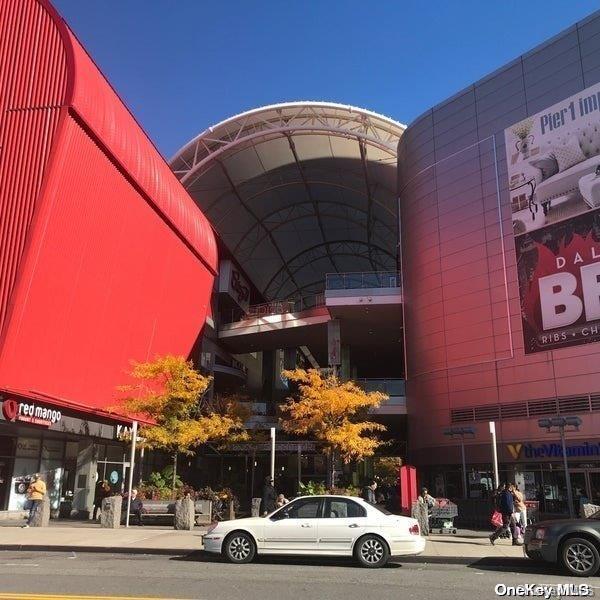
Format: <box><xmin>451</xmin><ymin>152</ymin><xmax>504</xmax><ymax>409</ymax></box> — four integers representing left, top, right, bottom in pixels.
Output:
<box><xmin>561</xmin><ymin>537</ymin><xmax>600</xmax><ymax>577</ymax></box>
<box><xmin>355</xmin><ymin>535</ymin><xmax>389</xmax><ymax>568</ymax></box>
<box><xmin>223</xmin><ymin>531</ymin><xmax>256</xmax><ymax>564</ymax></box>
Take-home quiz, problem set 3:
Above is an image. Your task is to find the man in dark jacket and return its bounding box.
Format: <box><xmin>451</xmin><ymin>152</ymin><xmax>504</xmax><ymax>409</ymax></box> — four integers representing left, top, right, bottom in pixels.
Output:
<box><xmin>260</xmin><ymin>476</ymin><xmax>277</xmax><ymax>516</ymax></box>
<box><xmin>362</xmin><ymin>480</ymin><xmax>377</xmax><ymax>504</ymax></box>
<box><xmin>122</xmin><ymin>488</ymin><xmax>144</xmax><ymax>526</ymax></box>
<box><xmin>489</xmin><ymin>483</ymin><xmax>520</xmax><ymax>545</ymax></box>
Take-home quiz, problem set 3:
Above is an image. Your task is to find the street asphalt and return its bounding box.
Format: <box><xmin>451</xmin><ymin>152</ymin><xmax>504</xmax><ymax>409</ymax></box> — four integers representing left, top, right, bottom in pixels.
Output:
<box><xmin>0</xmin><ymin>550</ymin><xmax>597</xmax><ymax>600</ymax></box>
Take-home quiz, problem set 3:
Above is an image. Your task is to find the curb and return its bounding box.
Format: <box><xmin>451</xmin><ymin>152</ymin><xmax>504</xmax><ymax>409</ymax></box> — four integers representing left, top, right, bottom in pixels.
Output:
<box><xmin>0</xmin><ymin>545</ymin><xmax>532</xmax><ymax>568</ymax></box>
<box><xmin>0</xmin><ymin>544</ymin><xmax>196</xmax><ymax>556</ymax></box>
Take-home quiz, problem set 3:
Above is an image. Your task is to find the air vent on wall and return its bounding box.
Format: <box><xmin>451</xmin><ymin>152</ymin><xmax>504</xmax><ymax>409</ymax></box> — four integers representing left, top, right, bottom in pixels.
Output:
<box><xmin>473</xmin><ymin>405</ymin><xmax>500</xmax><ymax>421</ymax></box>
<box><xmin>591</xmin><ymin>395</ymin><xmax>600</xmax><ymax>411</ymax></box>
<box><xmin>558</xmin><ymin>396</ymin><xmax>591</xmax><ymax>414</ymax></box>
<box><xmin>450</xmin><ymin>408</ymin><xmax>474</xmax><ymax>424</ymax></box>
<box><xmin>526</xmin><ymin>399</ymin><xmax>558</xmax><ymax>416</ymax></box>
<box><xmin>500</xmin><ymin>403</ymin><xmax>528</xmax><ymax>419</ymax></box>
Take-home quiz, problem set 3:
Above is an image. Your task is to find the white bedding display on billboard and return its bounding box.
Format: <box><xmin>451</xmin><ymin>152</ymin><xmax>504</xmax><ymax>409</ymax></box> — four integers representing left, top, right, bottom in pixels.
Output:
<box><xmin>505</xmin><ymin>82</ymin><xmax>600</xmax><ymax>353</ymax></box>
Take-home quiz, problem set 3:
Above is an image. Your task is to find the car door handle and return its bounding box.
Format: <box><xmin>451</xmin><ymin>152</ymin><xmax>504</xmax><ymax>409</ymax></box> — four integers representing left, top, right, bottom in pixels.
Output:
<box><xmin>348</xmin><ymin>524</ymin><xmax>359</xmax><ymax>528</ymax></box>
<box><xmin>301</xmin><ymin>523</ymin><xmax>312</xmax><ymax>528</ymax></box>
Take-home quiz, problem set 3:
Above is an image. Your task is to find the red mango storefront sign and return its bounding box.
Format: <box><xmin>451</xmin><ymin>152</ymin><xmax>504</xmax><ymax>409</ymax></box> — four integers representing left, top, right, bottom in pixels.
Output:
<box><xmin>1</xmin><ymin>397</ymin><xmax>62</xmax><ymax>427</ymax></box>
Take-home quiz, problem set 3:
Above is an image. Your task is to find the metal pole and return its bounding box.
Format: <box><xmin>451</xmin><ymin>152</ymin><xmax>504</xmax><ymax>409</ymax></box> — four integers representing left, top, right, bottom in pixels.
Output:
<box><xmin>270</xmin><ymin>427</ymin><xmax>276</xmax><ymax>484</ymax></box>
<box><xmin>297</xmin><ymin>444</ymin><xmax>301</xmax><ymax>491</ymax></box>
<box><xmin>461</xmin><ymin>440</ymin><xmax>467</xmax><ymax>499</ymax></box>
<box><xmin>250</xmin><ymin>448</ymin><xmax>255</xmax><ymax>501</ymax></box>
<box><xmin>490</xmin><ymin>421</ymin><xmax>500</xmax><ymax>490</ymax></box>
<box><xmin>125</xmin><ymin>421</ymin><xmax>138</xmax><ymax>528</ymax></box>
<box><xmin>560</xmin><ymin>426</ymin><xmax>575</xmax><ymax>518</ymax></box>
<box><xmin>138</xmin><ymin>446</ymin><xmax>145</xmax><ymax>487</ymax></box>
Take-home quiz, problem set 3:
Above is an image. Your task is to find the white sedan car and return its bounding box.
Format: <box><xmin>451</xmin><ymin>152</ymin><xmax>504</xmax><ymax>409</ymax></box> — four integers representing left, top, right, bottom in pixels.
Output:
<box><xmin>203</xmin><ymin>494</ymin><xmax>425</xmax><ymax>568</ymax></box>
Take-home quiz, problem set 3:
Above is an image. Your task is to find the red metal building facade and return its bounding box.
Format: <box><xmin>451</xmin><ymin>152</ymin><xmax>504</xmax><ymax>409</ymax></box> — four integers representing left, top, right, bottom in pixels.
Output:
<box><xmin>0</xmin><ymin>0</ymin><xmax>217</xmax><ymax>420</ymax></box>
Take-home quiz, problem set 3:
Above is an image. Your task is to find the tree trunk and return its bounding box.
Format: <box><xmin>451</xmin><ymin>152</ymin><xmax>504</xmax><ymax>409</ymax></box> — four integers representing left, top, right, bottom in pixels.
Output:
<box><xmin>172</xmin><ymin>452</ymin><xmax>178</xmax><ymax>494</ymax></box>
<box><xmin>330</xmin><ymin>450</ymin><xmax>336</xmax><ymax>490</ymax></box>
<box><xmin>326</xmin><ymin>451</ymin><xmax>336</xmax><ymax>489</ymax></box>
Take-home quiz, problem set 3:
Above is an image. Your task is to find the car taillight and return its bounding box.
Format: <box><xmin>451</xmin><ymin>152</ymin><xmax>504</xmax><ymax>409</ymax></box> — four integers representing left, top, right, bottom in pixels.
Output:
<box><xmin>409</xmin><ymin>523</ymin><xmax>420</xmax><ymax>535</ymax></box>
<box><xmin>534</xmin><ymin>527</ymin><xmax>546</xmax><ymax>540</ymax></box>
<box><xmin>206</xmin><ymin>522</ymin><xmax>219</xmax><ymax>534</ymax></box>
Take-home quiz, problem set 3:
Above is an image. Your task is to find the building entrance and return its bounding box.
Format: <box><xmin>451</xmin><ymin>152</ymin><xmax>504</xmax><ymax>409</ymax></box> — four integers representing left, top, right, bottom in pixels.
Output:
<box><xmin>542</xmin><ymin>468</ymin><xmax>600</xmax><ymax>514</ymax></box>
<box><xmin>97</xmin><ymin>459</ymin><xmax>128</xmax><ymax>494</ymax></box>
<box><xmin>571</xmin><ymin>469</ymin><xmax>600</xmax><ymax>506</ymax></box>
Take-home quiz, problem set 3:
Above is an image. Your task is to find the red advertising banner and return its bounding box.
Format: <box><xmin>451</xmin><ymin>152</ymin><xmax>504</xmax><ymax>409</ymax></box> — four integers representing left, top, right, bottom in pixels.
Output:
<box><xmin>516</xmin><ymin>210</ymin><xmax>600</xmax><ymax>352</ymax></box>
<box><xmin>506</xmin><ymin>81</ymin><xmax>600</xmax><ymax>354</ymax></box>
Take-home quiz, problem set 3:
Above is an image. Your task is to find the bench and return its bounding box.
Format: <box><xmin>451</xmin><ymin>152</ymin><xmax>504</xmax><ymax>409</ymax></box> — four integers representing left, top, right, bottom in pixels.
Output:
<box><xmin>122</xmin><ymin>499</ymin><xmax>212</xmax><ymax>525</ymax></box>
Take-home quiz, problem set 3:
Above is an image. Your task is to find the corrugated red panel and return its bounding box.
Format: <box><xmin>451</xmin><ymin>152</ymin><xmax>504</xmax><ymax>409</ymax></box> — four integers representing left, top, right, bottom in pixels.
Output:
<box><xmin>0</xmin><ymin>107</ymin><xmax>61</xmax><ymax>329</ymax></box>
<box><xmin>0</xmin><ymin>0</ymin><xmax>67</xmax><ymax>111</ymax></box>
<box><xmin>0</xmin><ymin>0</ymin><xmax>218</xmax><ymax>420</ymax></box>
<box><xmin>66</xmin><ymin>32</ymin><xmax>218</xmax><ymax>274</ymax></box>
<box><xmin>0</xmin><ymin>0</ymin><xmax>67</xmax><ymax>333</ymax></box>
<box><xmin>0</xmin><ymin>116</ymin><xmax>214</xmax><ymax>413</ymax></box>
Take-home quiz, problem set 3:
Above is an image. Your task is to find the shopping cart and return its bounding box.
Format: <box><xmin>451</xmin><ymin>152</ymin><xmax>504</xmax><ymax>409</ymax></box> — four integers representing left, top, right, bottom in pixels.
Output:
<box><xmin>429</xmin><ymin>498</ymin><xmax>458</xmax><ymax>534</ymax></box>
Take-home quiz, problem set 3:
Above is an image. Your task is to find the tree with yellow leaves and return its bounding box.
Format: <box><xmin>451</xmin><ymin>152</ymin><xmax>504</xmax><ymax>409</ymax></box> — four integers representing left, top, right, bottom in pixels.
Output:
<box><xmin>118</xmin><ymin>355</ymin><xmax>248</xmax><ymax>491</ymax></box>
<box><xmin>279</xmin><ymin>369</ymin><xmax>387</xmax><ymax>486</ymax></box>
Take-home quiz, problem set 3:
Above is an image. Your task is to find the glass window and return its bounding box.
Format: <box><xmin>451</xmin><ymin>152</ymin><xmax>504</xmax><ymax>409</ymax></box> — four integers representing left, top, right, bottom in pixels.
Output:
<box><xmin>105</xmin><ymin>445</ymin><xmax>125</xmax><ymax>462</ymax></box>
<box><xmin>326</xmin><ymin>498</ymin><xmax>366</xmax><ymax>518</ymax></box>
<box><xmin>40</xmin><ymin>439</ymin><xmax>63</xmax><ymax>461</ymax></box>
<box><xmin>283</xmin><ymin>498</ymin><xmax>322</xmax><ymax>519</ymax></box>
<box><xmin>15</xmin><ymin>438</ymin><xmax>40</xmax><ymax>459</ymax></box>
<box><xmin>65</xmin><ymin>442</ymin><xmax>79</xmax><ymax>460</ymax></box>
<box><xmin>0</xmin><ymin>436</ymin><xmax>15</xmax><ymax>457</ymax></box>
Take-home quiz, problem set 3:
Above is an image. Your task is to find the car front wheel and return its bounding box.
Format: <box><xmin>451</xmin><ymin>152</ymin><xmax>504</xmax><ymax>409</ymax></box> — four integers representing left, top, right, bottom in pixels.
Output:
<box><xmin>355</xmin><ymin>535</ymin><xmax>389</xmax><ymax>568</ymax></box>
<box><xmin>223</xmin><ymin>531</ymin><xmax>256</xmax><ymax>564</ymax></box>
<box><xmin>561</xmin><ymin>537</ymin><xmax>600</xmax><ymax>577</ymax></box>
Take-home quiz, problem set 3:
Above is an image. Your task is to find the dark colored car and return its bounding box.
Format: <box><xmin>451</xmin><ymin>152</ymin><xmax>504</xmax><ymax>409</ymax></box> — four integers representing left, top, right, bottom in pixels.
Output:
<box><xmin>524</xmin><ymin>518</ymin><xmax>600</xmax><ymax>577</ymax></box>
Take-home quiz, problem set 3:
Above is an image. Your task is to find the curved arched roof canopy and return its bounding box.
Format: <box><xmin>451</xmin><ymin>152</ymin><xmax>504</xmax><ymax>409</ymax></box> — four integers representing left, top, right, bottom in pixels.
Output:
<box><xmin>171</xmin><ymin>102</ymin><xmax>404</xmax><ymax>301</ymax></box>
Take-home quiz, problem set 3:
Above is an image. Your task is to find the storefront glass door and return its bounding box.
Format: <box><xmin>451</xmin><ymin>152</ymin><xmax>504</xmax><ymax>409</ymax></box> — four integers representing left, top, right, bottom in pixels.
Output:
<box><xmin>588</xmin><ymin>471</ymin><xmax>600</xmax><ymax>505</ymax></box>
<box><xmin>97</xmin><ymin>461</ymin><xmax>128</xmax><ymax>494</ymax></box>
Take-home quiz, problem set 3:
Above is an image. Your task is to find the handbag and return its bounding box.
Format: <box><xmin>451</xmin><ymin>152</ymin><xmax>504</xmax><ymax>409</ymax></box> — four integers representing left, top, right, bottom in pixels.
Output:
<box><xmin>491</xmin><ymin>509</ymin><xmax>503</xmax><ymax>528</ymax></box>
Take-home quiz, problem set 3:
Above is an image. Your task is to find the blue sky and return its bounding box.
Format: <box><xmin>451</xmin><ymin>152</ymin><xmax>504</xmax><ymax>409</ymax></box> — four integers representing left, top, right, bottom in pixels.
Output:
<box><xmin>54</xmin><ymin>0</ymin><xmax>599</xmax><ymax>159</ymax></box>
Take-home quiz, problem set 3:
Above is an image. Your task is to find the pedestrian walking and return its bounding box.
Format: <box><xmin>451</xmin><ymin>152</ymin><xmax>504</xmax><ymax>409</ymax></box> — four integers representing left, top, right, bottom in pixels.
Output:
<box><xmin>22</xmin><ymin>473</ymin><xmax>46</xmax><ymax>528</ymax></box>
<box><xmin>489</xmin><ymin>483</ymin><xmax>522</xmax><ymax>546</ymax></box>
<box><xmin>260</xmin><ymin>476</ymin><xmax>277</xmax><ymax>516</ymax></box>
<box><xmin>512</xmin><ymin>483</ymin><xmax>527</xmax><ymax>531</ymax></box>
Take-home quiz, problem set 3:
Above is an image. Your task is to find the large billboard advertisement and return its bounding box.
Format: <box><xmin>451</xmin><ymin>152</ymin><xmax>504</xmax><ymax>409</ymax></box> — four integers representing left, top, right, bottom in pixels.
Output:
<box><xmin>506</xmin><ymin>82</ymin><xmax>600</xmax><ymax>353</ymax></box>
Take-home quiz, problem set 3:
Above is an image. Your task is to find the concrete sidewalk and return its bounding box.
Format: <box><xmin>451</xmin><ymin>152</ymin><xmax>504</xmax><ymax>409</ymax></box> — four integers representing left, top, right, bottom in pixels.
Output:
<box><xmin>0</xmin><ymin>525</ymin><xmax>525</xmax><ymax>563</ymax></box>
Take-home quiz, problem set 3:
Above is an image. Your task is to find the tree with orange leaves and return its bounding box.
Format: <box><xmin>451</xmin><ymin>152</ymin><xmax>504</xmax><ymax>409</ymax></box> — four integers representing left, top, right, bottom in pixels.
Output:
<box><xmin>279</xmin><ymin>369</ymin><xmax>387</xmax><ymax>486</ymax></box>
<box><xmin>118</xmin><ymin>355</ymin><xmax>248</xmax><ymax>491</ymax></box>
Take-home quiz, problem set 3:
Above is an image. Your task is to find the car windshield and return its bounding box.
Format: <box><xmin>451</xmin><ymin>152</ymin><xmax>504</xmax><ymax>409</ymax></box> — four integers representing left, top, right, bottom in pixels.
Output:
<box><xmin>371</xmin><ymin>503</ymin><xmax>392</xmax><ymax>515</ymax></box>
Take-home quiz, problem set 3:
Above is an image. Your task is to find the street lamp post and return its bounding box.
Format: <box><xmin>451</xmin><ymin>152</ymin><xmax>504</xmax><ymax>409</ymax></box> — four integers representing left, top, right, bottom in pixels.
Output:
<box><xmin>538</xmin><ymin>416</ymin><xmax>582</xmax><ymax>519</ymax></box>
<box><xmin>270</xmin><ymin>427</ymin><xmax>276</xmax><ymax>483</ymax></box>
<box><xmin>489</xmin><ymin>421</ymin><xmax>500</xmax><ymax>490</ymax></box>
<box><xmin>443</xmin><ymin>426</ymin><xmax>476</xmax><ymax>499</ymax></box>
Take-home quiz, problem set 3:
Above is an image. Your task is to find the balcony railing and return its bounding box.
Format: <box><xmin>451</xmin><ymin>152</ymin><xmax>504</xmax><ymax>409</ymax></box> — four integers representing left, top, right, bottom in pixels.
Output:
<box><xmin>325</xmin><ymin>271</ymin><xmax>401</xmax><ymax>291</ymax></box>
<box><xmin>355</xmin><ymin>378</ymin><xmax>406</xmax><ymax>396</ymax></box>
<box><xmin>238</xmin><ymin>293</ymin><xmax>325</xmax><ymax>321</ymax></box>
